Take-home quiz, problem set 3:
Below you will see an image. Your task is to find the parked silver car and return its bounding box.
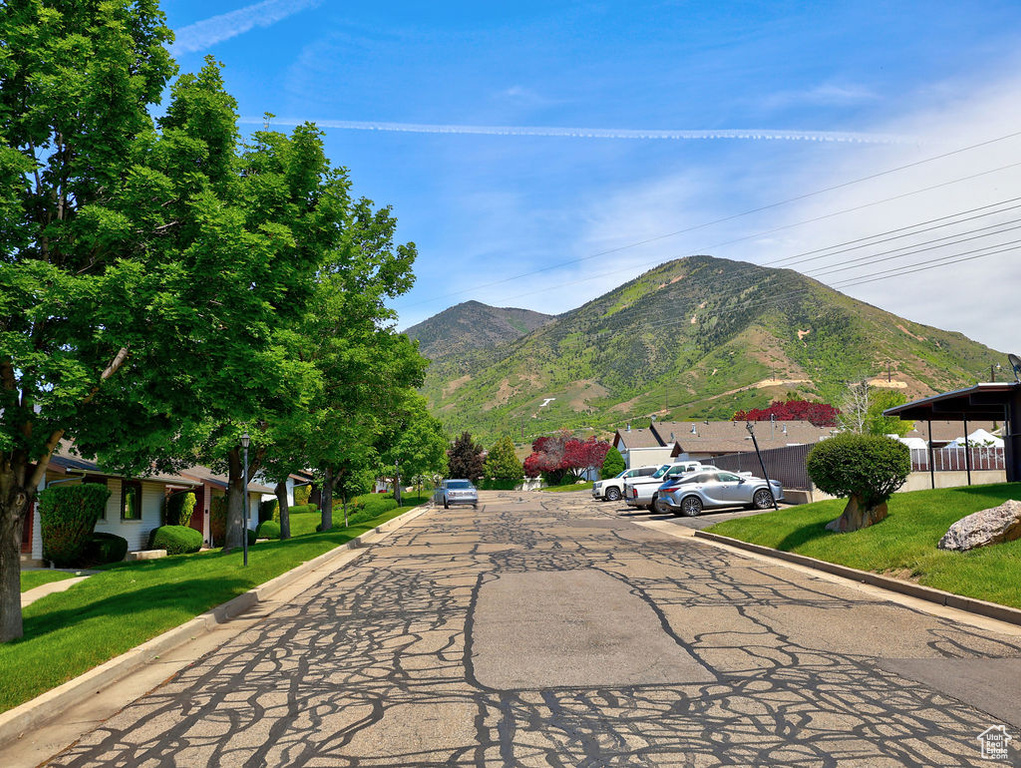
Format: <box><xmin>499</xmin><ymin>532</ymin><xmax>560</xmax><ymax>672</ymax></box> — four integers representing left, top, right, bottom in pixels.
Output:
<box><xmin>654</xmin><ymin>470</ymin><xmax>783</xmax><ymax>516</ymax></box>
<box><xmin>433</xmin><ymin>479</ymin><xmax>478</xmax><ymax>509</ymax></box>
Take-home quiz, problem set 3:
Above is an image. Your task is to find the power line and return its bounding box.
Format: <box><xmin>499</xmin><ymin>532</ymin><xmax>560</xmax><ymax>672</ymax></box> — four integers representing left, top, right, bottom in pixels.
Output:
<box><xmin>400</xmin><ymin>129</ymin><xmax>1021</xmax><ymax>311</ymax></box>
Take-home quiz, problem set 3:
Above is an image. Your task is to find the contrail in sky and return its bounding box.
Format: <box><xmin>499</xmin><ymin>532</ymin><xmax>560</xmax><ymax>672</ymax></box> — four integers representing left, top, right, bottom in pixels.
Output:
<box><xmin>172</xmin><ymin>0</ymin><xmax>322</xmax><ymax>55</ymax></box>
<box><xmin>239</xmin><ymin>117</ymin><xmax>915</xmax><ymax>144</ymax></box>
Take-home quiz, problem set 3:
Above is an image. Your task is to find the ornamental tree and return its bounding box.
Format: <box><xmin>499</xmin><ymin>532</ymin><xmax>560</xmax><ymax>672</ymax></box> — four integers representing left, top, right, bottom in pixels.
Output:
<box><xmin>447</xmin><ymin>432</ymin><xmax>486</xmax><ymax>481</ymax></box>
<box><xmin>733</xmin><ymin>399</ymin><xmax>840</xmax><ymax>427</ymax></box>
<box><xmin>523</xmin><ymin>431</ymin><xmax>611</xmax><ymax>485</ymax></box>
<box><xmin>806</xmin><ymin>433</ymin><xmax>911</xmax><ymax>532</ymax></box>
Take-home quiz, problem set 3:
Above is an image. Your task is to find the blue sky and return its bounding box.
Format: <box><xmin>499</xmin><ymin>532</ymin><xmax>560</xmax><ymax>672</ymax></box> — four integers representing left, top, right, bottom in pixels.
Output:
<box><xmin>166</xmin><ymin>1</ymin><xmax>1021</xmax><ymax>360</ymax></box>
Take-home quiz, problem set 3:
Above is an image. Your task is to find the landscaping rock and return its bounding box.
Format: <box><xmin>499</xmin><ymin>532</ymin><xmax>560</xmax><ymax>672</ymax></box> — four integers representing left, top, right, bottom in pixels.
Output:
<box><xmin>938</xmin><ymin>500</ymin><xmax>1021</xmax><ymax>551</ymax></box>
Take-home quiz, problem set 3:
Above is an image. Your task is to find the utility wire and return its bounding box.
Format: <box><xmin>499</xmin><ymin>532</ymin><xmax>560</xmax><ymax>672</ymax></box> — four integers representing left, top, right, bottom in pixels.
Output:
<box><xmin>400</xmin><ymin>129</ymin><xmax>1021</xmax><ymax>310</ymax></box>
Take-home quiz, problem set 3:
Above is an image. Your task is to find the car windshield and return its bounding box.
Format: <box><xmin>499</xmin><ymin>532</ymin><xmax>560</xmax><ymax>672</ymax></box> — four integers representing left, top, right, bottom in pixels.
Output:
<box><xmin>446</xmin><ymin>480</ymin><xmax>473</xmax><ymax>489</ymax></box>
<box><xmin>651</xmin><ymin>465</ymin><xmax>671</xmax><ymax>478</ymax></box>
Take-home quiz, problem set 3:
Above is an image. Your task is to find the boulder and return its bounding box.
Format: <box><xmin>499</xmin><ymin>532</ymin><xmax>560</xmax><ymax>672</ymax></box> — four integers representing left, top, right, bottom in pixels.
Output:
<box><xmin>938</xmin><ymin>499</ymin><xmax>1021</xmax><ymax>551</ymax></box>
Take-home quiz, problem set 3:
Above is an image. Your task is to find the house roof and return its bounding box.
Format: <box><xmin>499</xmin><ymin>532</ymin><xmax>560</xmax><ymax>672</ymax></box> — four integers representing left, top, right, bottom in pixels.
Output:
<box><xmin>612</xmin><ymin>427</ymin><xmax>662</xmax><ymax>450</ymax></box>
<box><xmin>179</xmin><ymin>465</ymin><xmax>275</xmax><ymax>495</ymax></box>
<box><xmin>903</xmin><ymin>419</ymin><xmax>1001</xmax><ymax>443</ymax></box>
<box><xmin>666</xmin><ymin>420</ymin><xmax>835</xmax><ymax>457</ymax></box>
<box><xmin>50</xmin><ymin>444</ymin><xmax>198</xmax><ymax>487</ymax></box>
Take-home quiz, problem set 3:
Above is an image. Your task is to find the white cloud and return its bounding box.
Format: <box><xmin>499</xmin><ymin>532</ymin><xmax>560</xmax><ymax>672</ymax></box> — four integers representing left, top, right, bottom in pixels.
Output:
<box><xmin>759</xmin><ymin>82</ymin><xmax>880</xmax><ymax>111</ymax></box>
<box><xmin>172</xmin><ymin>0</ymin><xmax>323</xmax><ymax>55</ymax></box>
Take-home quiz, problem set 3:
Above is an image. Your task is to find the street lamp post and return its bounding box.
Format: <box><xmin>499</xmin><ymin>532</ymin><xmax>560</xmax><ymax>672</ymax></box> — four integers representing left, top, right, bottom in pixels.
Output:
<box><xmin>240</xmin><ymin>432</ymin><xmax>251</xmax><ymax>567</ymax></box>
<box><xmin>992</xmin><ymin>363</ymin><xmax>1002</xmax><ymax>382</ymax></box>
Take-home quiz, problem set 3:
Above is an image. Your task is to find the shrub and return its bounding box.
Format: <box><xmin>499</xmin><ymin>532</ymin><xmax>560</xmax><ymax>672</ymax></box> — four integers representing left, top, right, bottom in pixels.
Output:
<box><xmin>83</xmin><ymin>532</ymin><xmax>128</xmax><ymax>565</ymax></box>
<box><xmin>39</xmin><ymin>484</ymin><xmax>111</xmax><ymax>567</ymax></box>
<box><xmin>209</xmin><ymin>495</ymin><xmax>228</xmax><ymax>547</ymax></box>
<box><xmin>288</xmin><ymin>503</ymin><xmax>317</xmax><ymax>515</ymax></box>
<box><xmin>601</xmin><ymin>447</ymin><xmax>626</xmax><ymax>479</ymax></box>
<box><xmin>259</xmin><ymin>498</ymin><xmax>278</xmax><ymax>524</ymax></box>
<box><xmin>806</xmin><ymin>433</ymin><xmax>911</xmax><ymax>531</ymax></box>
<box><xmin>359</xmin><ymin>495</ymin><xmax>398</xmax><ymax>516</ymax></box>
<box><xmin>293</xmin><ymin>484</ymin><xmax>312</xmax><ymax>506</ymax></box>
<box><xmin>164</xmin><ymin>492</ymin><xmax>196</xmax><ymax>527</ymax></box>
<box><xmin>256</xmin><ymin>520</ymin><xmax>281</xmax><ymax>539</ymax></box>
<box><xmin>148</xmin><ymin>525</ymin><xmax>203</xmax><ymax>555</ymax></box>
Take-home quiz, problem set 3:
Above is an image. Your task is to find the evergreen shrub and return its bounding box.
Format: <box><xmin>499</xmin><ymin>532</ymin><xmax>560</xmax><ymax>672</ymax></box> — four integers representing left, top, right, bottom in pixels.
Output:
<box><xmin>288</xmin><ymin>503</ymin><xmax>317</xmax><ymax>515</ymax></box>
<box><xmin>148</xmin><ymin>525</ymin><xmax>203</xmax><ymax>555</ymax></box>
<box><xmin>39</xmin><ymin>484</ymin><xmax>111</xmax><ymax>567</ymax></box>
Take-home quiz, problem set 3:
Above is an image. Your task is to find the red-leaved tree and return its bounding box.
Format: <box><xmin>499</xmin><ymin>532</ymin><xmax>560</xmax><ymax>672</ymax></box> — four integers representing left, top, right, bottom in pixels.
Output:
<box><xmin>524</xmin><ymin>431</ymin><xmax>612</xmax><ymax>485</ymax></box>
<box><xmin>733</xmin><ymin>399</ymin><xmax>840</xmax><ymax>427</ymax></box>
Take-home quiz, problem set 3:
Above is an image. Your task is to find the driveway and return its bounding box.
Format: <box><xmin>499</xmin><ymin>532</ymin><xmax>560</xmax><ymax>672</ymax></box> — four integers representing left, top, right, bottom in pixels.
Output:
<box><xmin>46</xmin><ymin>490</ymin><xmax>1021</xmax><ymax>767</ymax></box>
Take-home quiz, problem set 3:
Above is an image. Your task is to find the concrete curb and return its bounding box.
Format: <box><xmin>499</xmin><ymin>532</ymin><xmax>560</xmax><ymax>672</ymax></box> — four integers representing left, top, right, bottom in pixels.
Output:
<box><xmin>0</xmin><ymin>504</ymin><xmax>432</xmax><ymax>749</ymax></box>
<box><xmin>693</xmin><ymin>529</ymin><xmax>1021</xmax><ymax>627</ymax></box>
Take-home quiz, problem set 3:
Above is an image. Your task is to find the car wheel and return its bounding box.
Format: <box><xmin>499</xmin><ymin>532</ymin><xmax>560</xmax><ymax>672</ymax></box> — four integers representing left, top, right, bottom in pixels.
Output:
<box><xmin>444</xmin><ymin>500</ymin><xmax>449</xmax><ymax>509</ymax></box>
<box><xmin>753</xmin><ymin>488</ymin><xmax>774</xmax><ymax>509</ymax></box>
<box><xmin>605</xmin><ymin>487</ymin><xmax>621</xmax><ymax>502</ymax></box>
<box><xmin>654</xmin><ymin>496</ymin><xmax>673</xmax><ymax>515</ymax></box>
<box><xmin>680</xmin><ymin>495</ymin><xmax>702</xmax><ymax>517</ymax></box>
<box><xmin>473</xmin><ymin>503</ymin><xmax>478</xmax><ymax>509</ymax></box>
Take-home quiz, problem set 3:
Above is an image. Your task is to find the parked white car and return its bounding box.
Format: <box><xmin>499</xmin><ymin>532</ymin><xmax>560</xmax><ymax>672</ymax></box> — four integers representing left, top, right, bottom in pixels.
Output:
<box><xmin>592</xmin><ymin>465</ymin><xmax>661</xmax><ymax>502</ymax></box>
<box><xmin>655</xmin><ymin>469</ymin><xmax>784</xmax><ymax>516</ymax></box>
<box><xmin>624</xmin><ymin>462</ymin><xmax>711</xmax><ymax>510</ymax></box>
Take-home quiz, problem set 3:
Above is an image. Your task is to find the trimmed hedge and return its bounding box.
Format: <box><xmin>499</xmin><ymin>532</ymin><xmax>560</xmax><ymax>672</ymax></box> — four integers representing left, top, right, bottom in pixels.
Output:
<box><xmin>164</xmin><ymin>492</ymin><xmax>196</xmax><ymax>527</ymax></box>
<box><xmin>83</xmin><ymin>532</ymin><xmax>128</xmax><ymax>565</ymax></box>
<box><xmin>39</xmin><ymin>484</ymin><xmax>111</xmax><ymax>567</ymax></box>
<box><xmin>288</xmin><ymin>503</ymin><xmax>317</xmax><ymax>515</ymax></box>
<box><xmin>255</xmin><ymin>520</ymin><xmax>281</xmax><ymax>539</ymax></box>
<box><xmin>148</xmin><ymin>525</ymin><xmax>203</xmax><ymax>555</ymax></box>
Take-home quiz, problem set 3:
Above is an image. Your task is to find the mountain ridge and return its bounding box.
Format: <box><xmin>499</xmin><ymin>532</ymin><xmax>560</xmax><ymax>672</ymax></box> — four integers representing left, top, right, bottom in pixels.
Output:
<box><xmin>404</xmin><ymin>300</ymin><xmax>554</xmax><ymax>360</ymax></box>
<box><xmin>415</xmin><ymin>256</ymin><xmax>1000</xmax><ymax>442</ymax></box>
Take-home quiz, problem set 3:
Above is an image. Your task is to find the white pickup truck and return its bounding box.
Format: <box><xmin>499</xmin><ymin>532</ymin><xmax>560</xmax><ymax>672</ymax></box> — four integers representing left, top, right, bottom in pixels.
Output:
<box><xmin>591</xmin><ymin>465</ymin><xmax>661</xmax><ymax>502</ymax></box>
<box><xmin>623</xmin><ymin>461</ymin><xmax>712</xmax><ymax>510</ymax></box>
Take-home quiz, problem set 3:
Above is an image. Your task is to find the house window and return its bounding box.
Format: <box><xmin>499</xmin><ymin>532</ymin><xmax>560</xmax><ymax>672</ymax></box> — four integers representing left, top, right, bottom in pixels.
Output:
<box><xmin>83</xmin><ymin>477</ymin><xmax>108</xmax><ymax>520</ymax></box>
<box><xmin>121</xmin><ymin>480</ymin><xmax>142</xmax><ymax>521</ymax></box>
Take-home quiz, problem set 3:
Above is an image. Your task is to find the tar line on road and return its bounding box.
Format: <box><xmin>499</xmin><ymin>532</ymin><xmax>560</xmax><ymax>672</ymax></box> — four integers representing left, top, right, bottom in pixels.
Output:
<box><xmin>41</xmin><ymin>491</ymin><xmax>1021</xmax><ymax>767</ymax></box>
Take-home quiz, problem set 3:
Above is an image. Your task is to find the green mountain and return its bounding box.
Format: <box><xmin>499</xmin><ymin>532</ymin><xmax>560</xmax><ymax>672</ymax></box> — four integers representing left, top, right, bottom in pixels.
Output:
<box><xmin>419</xmin><ymin>256</ymin><xmax>1002</xmax><ymax>442</ymax></box>
<box><xmin>405</xmin><ymin>300</ymin><xmax>553</xmax><ymax>360</ymax></box>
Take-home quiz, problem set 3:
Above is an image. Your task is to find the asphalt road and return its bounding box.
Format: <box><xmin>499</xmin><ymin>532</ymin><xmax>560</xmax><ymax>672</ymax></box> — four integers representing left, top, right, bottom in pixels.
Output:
<box><xmin>48</xmin><ymin>490</ymin><xmax>1021</xmax><ymax>767</ymax></box>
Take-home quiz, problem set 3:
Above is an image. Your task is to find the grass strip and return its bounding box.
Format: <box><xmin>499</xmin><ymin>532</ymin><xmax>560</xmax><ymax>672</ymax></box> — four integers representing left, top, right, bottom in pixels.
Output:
<box><xmin>20</xmin><ymin>571</ymin><xmax>77</xmax><ymax>593</ymax></box>
<box><xmin>544</xmin><ymin>482</ymin><xmax>595</xmax><ymax>493</ymax></box>
<box><xmin>0</xmin><ymin>504</ymin><xmax>417</xmax><ymax>714</ymax></box>
<box><xmin>707</xmin><ymin>482</ymin><xmax>1021</xmax><ymax>610</ymax></box>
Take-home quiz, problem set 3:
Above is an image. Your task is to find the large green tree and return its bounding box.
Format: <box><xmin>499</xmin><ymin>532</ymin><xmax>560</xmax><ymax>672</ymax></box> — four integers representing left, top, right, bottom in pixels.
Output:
<box><xmin>484</xmin><ymin>436</ymin><xmax>523</xmax><ymax>481</ymax></box>
<box><xmin>0</xmin><ymin>0</ymin><xmax>180</xmax><ymax>642</ymax></box>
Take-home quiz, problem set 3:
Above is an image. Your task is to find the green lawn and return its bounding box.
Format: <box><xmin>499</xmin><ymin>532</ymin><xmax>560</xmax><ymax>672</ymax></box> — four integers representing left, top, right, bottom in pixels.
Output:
<box><xmin>1</xmin><ymin>503</ymin><xmax>421</xmax><ymax>714</ymax></box>
<box><xmin>707</xmin><ymin>483</ymin><xmax>1021</xmax><ymax>610</ymax></box>
<box><xmin>20</xmin><ymin>570</ymin><xmax>78</xmax><ymax>593</ymax></box>
<box><xmin>544</xmin><ymin>481</ymin><xmax>594</xmax><ymax>493</ymax></box>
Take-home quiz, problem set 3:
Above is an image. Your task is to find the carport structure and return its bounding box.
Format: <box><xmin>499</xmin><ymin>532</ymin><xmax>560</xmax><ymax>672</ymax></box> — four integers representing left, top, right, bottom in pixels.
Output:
<box><xmin>884</xmin><ymin>382</ymin><xmax>1021</xmax><ymax>484</ymax></box>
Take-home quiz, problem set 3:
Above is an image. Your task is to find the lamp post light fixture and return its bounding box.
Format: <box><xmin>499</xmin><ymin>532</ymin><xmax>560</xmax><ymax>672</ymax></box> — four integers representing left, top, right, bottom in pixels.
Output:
<box><xmin>992</xmin><ymin>363</ymin><xmax>1002</xmax><ymax>382</ymax></box>
<box><xmin>240</xmin><ymin>432</ymin><xmax>251</xmax><ymax>567</ymax></box>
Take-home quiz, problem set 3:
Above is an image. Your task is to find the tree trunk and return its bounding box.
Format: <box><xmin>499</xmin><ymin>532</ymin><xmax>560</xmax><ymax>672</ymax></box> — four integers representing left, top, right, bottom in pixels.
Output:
<box><xmin>274</xmin><ymin>481</ymin><xmax>291</xmax><ymax>540</ymax></box>
<box><xmin>825</xmin><ymin>494</ymin><xmax>888</xmax><ymax>532</ymax></box>
<box><xmin>320</xmin><ymin>465</ymin><xmax>335</xmax><ymax>532</ymax></box>
<box><xmin>0</xmin><ymin>464</ymin><xmax>34</xmax><ymax>643</ymax></box>
<box><xmin>223</xmin><ymin>448</ymin><xmax>246</xmax><ymax>552</ymax></box>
